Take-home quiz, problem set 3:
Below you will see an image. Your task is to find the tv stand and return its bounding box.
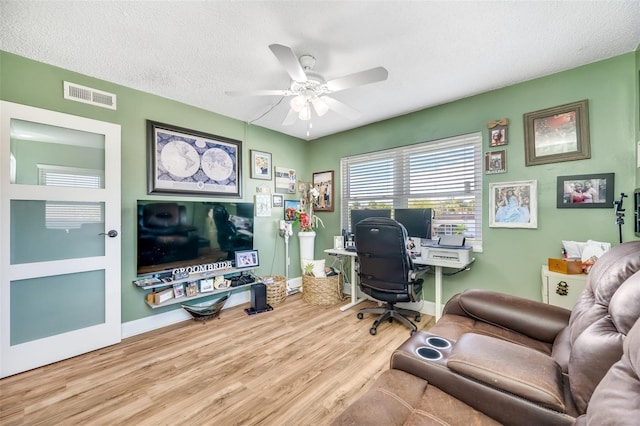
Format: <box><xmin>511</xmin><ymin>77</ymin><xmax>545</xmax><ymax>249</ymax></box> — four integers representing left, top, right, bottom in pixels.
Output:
<box><xmin>134</xmin><ymin>266</ymin><xmax>257</xmax><ymax>309</ymax></box>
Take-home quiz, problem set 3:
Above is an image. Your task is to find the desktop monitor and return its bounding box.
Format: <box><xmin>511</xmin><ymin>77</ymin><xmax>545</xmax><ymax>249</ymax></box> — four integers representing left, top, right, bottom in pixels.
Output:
<box><xmin>350</xmin><ymin>209</ymin><xmax>391</xmax><ymax>233</ymax></box>
<box><xmin>394</xmin><ymin>208</ymin><xmax>432</xmax><ymax>240</ymax></box>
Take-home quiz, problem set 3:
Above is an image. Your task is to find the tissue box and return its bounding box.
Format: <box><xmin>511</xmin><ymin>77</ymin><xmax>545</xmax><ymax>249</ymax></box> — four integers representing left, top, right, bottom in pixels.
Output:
<box><xmin>548</xmin><ymin>258</ymin><xmax>583</xmax><ymax>274</ymax></box>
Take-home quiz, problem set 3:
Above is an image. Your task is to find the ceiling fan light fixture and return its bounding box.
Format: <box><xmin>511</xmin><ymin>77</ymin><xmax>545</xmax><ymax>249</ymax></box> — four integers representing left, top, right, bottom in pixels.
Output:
<box><xmin>298</xmin><ymin>104</ymin><xmax>312</xmax><ymax>121</ymax></box>
<box><xmin>311</xmin><ymin>97</ymin><xmax>329</xmax><ymax>117</ymax></box>
<box><xmin>290</xmin><ymin>94</ymin><xmax>306</xmax><ymax>112</ymax></box>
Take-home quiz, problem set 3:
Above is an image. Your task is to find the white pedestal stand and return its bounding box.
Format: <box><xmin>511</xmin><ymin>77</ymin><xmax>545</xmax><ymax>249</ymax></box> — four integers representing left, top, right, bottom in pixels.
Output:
<box><xmin>298</xmin><ymin>231</ymin><xmax>316</xmax><ymax>266</ymax></box>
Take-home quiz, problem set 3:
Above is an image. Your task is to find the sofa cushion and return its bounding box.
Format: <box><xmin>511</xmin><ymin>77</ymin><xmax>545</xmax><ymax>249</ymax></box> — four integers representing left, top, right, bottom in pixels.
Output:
<box><xmin>568</xmin><ymin>270</ymin><xmax>640</xmax><ymax>413</ymax></box>
<box><xmin>331</xmin><ymin>369</ymin><xmax>427</xmax><ymax>426</ymax></box>
<box><xmin>448</xmin><ymin>333</ymin><xmax>565</xmax><ymax>412</ymax></box>
<box><xmin>576</xmin><ymin>317</ymin><xmax>640</xmax><ymax>425</ymax></box>
<box><xmin>430</xmin><ymin>312</ymin><xmax>555</xmax><ymax>356</ymax></box>
<box><xmin>330</xmin><ymin>369</ymin><xmax>500</xmax><ymax>426</ymax></box>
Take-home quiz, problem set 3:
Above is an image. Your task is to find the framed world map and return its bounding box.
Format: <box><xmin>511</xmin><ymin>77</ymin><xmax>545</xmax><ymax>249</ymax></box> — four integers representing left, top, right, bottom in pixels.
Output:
<box><xmin>147</xmin><ymin>120</ymin><xmax>242</xmax><ymax>197</ymax></box>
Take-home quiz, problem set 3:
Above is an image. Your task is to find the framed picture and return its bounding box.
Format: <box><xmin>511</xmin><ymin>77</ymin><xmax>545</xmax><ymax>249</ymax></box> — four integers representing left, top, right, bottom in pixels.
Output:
<box><xmin>275</xmin><ymin>166</ymin><xmax>296</xmax><ymax>194</ymax></box>
<box><xmin>173</xmin><ymin>283</ymin><xmax>185</xmax><ymax>299</ymax></box>
<box><xmin>200</xmin><ymin>278</ymin><xmax>214</xmax><ymax>293</ymax></box>
<box><xmin>487</xmin><ymin>118</ymin><xmax>508</xmax><ymax>147</ymax></box>
<box><xmin>557</xmin><ymin>173</ymin><xmax>614</xmax><ymax>208</ymax></box>
<box><xmin>272</xmin><ymin>194</ymin><xmax>283</xmax><ymax>208</ymax></box>
<box><xmin>185</xmin><ymin>282</ymin><xmax>198</xmax><ymax>297</ymax></box>
<box><xmin>147</xmin><ymin>120</ymin><xmax>241</xmax><ymax>197</ymax></box>
<box><xmin>255</xmin><ymin>194</ymin><xmax>272</xmax><ymax>217</ymax></box>
<box><xmin>489</xmin><ymin>180</ymin><xmax>537</xmax><ymax>228</ymax></box>
<box><xmin>284</xmin><ymin>200</ymin><xmax>300</xmax><ymax>220</ymax></box>
<box><xmin>250</xmin><ymin>149</ymin><xmax>272</xmax><ymax>180</ymax></box>
<box><xmin>524</xmin><ymin>99</ymin><xmax>590</xmax><ymax>166</ymax></box>
<box><xmin>298</xmin><ymin>180</ymin><xmax>309</xmax><ymax>194</ymax></box>
<box><xmin>235</xmin><ymin>250</ymin><xmax>260</xmax><ymax>268</ymax></box>
<box><xmin>312</xmin><ymin>170</ymin><xmax>334</xmax><ymax>212</ymax></box>
<box><xmin>485</xmin><ymin>150</ymin><xmax>507</xmax><ymax>174</ymax></box>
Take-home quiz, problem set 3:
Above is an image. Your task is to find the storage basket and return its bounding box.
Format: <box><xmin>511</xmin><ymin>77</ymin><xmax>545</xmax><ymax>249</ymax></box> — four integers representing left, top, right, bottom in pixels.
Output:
<box><xmin>262</xmin><ymin>275</ymin><xmax>287</xmax><ymax>306</ymax></box>
<box><xmin>302</xmin><ymin>274</ymin><xmax>344</xmax><ymax>306</ymax></box>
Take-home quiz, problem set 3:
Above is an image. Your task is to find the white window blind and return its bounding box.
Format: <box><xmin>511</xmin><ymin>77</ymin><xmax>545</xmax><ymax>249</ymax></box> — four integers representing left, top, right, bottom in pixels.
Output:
<box><xmin>37</xmin><ymin>164</ymin><xmax>104</xmax><ymax>230</ymax></box>
<box><xmin>341</xmin><ymin>132</ymin><xmax>483</xmax><ymax>247</ymax></box>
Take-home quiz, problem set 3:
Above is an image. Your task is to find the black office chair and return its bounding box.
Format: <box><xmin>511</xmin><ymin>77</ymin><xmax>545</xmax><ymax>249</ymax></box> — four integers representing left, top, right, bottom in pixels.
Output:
<box><xmin>355</xmin><ymin>217</ymin><xmax>425</xmax><ymax>335</ymax></box>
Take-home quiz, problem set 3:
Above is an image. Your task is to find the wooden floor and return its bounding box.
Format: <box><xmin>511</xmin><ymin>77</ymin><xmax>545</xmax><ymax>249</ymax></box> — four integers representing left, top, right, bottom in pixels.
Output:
<box><xmin>0</xmin><ymin>294</ymin><xmax>434</xmax><ymax>425</ymax></box>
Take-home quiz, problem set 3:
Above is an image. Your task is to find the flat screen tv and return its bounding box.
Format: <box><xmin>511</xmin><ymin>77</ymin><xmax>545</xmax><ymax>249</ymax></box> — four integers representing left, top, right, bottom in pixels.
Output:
<box><xmin>393</xmin><ymin>208</ymin><xmax>433</xmax><ymax>240</ymax></box>
<box><xmin>137</xmin><ymin>200</ymin><xmax>254</xmax><ymax>276</ymax></box>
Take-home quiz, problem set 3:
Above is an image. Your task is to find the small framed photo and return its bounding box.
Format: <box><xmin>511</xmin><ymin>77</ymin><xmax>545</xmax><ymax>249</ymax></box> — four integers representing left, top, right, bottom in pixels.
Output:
<box><xmin>489</xmin><ymin>127</ymin><xmax>507</xmax><ymax>146</ymax></box>
<box><xmin>185</xmin><ymin>282</ymin><xmax>198</xmax><ymax>297</ymax></box>
<box><xmin>487</xmin><ymin>118</ymin><xmax>508</xmax><ymax>147</ymax></box>
<box><xmin>173</xmin><ymin>283</ymin><xmax>185</xmax><ymax>298</ymax></box>
<box><xmin>485</xmin><ymin>150</ymin><xmax>507</xmax><ymax>174</ymax></box>
<box><xmin>250</xmin><ymin>149</ymin><xmax>272</xmax><ymax>180</ymax></box>
<box><xmin>235</xmin><ymin>249</ymin><xmax>260</xmax><ymax>268</ymax></box>
<box><xmin>334</xmin><ymin>236</ymin><xmax>344</xmax><ymax>250</ymax></box>
<box><xmin>284</xmin><ymin>200</ymin><xmax>301</xmax><ymax>220</ymax></box>
<box><xmin>272</xmin><ymin>194</ymin><xmax>283</xmax><ymax>208</ymax></box>
<box><xmin>255</xmin><ymin>194</ymin><xmax>272</xmax><ymax>217</ymax></box>
<box><xmin>200</xmin><ymin>278</ymin><xmax>214</xmax><ymax>293</ymax></box>
<box><xmin>557</xmin><ymin>173</ymin><xmax>614</xmax><ymax>208</ymax></box>
<box><xmin>312</xmin><ymin>170</ymin><xmax>334</xmax><ymax>212</ymax></box>
<box><xmin>489</xmin><ymin>180</ymin><xmax>538</xmax><ymax>229</ymax></box>
<box><xmin>275</xmin><ymin>166</ymin><xmax>296</xmax><ymax>194</ymax></box>
<box><xmin>524</xmin><ymin>99</ymin><xmax>590</xmax><ymax>166</ymax></box>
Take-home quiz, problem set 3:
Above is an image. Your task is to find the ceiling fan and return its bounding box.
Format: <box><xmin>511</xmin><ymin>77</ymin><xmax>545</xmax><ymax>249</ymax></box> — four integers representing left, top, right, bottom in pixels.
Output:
<box><xmin>226</xmin><ymin>44</ymin><xmax>388</xmax><ymax>125</ymax></box>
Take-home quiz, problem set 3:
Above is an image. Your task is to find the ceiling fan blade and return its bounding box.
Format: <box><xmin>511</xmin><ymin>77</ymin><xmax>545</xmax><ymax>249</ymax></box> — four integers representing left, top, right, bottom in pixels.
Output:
<box><xmin>325</xmin><ymin>67</ymin><xmax>388</xmax><ymax>92</ymax></box>
<box><xmin>282</xmin><ymin>108</ymin><xmax>299</xmax><ymax>126</ymax></box>
<box><xmin>269</xmin><ymin>44</ymin><xmax>308</xmax><ymax>82</ymax></box>
<box><xmin>225</xmin><ymin>89</ymin><xmax>289</xmax><ymax>96</ymax></box>
<box><xmin>321</xmin><ymin>96</ymin><xmax>361</xmax><ymax>120</ymax></box>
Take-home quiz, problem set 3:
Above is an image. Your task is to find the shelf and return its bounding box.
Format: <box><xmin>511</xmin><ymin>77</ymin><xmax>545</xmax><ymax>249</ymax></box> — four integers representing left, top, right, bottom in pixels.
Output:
<box><xmin>134</xmin><ymin>266</ymin><xmax>255</xmax><ymax>290</ymax></box>
<box><xmin>144</xmin><ymin>281</ymin><xmax>255</xmax><ymax>309</ymax></box>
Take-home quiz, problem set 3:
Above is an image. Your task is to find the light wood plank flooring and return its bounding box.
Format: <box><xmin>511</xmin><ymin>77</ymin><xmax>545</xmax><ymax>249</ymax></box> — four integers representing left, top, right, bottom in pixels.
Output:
<box><xmin>0</xmin><ymin>294</ymin><xmax>434</xmax><ymax>425</ymax></box>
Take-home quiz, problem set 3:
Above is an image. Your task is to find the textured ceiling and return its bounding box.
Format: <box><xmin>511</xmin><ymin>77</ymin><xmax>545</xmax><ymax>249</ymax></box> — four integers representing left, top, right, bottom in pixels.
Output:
<box><xmin>1</xmin><ymin>1</ymin><xmax>639</xmax><ymax>141</ymax></box>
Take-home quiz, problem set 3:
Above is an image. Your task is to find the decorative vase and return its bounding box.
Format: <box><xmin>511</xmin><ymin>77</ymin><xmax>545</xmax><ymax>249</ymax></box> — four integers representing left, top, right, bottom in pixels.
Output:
<box><xmin>298</xmin><ymin>231</ymin><xmax>316</xmax><ymax>266</ymax></box>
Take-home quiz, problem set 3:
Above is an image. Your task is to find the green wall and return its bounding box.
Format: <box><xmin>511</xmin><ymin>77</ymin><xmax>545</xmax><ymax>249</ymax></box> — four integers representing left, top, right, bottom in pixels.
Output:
<box><xmin>1</xmin><ymin>51</ymin><xmax>307</xmax><ymax>322</ymax></box>
<box><xmin>310</xmin><ymin>53</ymin><xmax>639</xmax><ymax>304</ymax></box>
<box><xmin>2</xmin><ymin>50</ymin><xmax>639</xmax><ymax>323</ymax></box>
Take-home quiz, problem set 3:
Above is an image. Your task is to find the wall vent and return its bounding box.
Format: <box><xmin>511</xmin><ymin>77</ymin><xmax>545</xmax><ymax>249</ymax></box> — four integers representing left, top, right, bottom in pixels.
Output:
<box><xmin>63</xmin><ymin>81</ymin><xmax>117</xmax><ymax>110</ymax></box>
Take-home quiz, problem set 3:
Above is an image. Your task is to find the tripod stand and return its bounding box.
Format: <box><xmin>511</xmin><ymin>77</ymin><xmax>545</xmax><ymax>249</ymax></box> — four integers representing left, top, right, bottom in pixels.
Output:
<box><xmin>614</xmin><ymin>192</ymin><xmax>627</xmax><ymax>244</ymax></box>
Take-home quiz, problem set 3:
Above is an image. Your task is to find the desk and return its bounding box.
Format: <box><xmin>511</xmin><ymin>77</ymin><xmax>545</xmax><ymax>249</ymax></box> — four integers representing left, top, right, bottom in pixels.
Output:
<box><xmin>413</xmin><ymin>256</ymin><xmax>474</xmax><ymax>321</ymax></box>
<box><xmin>324</xmin><ymin>248</ymin><xmax>365</xmax><ymax>311</ymax></box>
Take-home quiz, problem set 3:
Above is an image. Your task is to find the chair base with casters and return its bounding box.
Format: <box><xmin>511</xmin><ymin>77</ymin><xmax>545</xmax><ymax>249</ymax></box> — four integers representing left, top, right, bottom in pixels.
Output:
<box><xmin>357</xmin><ymin>302</ymin><xmax>421</xmax><ymax>335</ymax></box>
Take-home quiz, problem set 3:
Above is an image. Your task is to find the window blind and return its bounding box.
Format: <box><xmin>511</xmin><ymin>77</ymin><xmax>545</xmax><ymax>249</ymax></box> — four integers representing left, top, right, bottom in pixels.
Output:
<box><xmin>37</xmin><ymin>164</ymin><xmax>104</xmax><ymax>230</ymax></box>
<box><xmin>341</xmin><ymin>132</ymin><xmax>483</xmax><ymax>247</ymax></box>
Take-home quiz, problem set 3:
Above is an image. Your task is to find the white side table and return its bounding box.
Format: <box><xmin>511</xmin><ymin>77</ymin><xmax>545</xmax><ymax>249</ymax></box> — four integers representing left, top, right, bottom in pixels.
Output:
<box><xmin>541</xmin><ymin>266</ymin><xmax>588</xmax><ymax>310</ymax></box>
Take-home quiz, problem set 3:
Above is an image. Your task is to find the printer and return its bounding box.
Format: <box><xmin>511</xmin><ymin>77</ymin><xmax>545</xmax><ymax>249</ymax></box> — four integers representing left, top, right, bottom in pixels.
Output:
<box><xmin>421</xmin><ymin>235</ymin><xmax>472</xmax><ymax>267</ymax></box>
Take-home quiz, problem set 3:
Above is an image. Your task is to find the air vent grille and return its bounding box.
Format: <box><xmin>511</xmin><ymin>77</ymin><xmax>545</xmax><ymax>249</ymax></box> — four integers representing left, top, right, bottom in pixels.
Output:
<box><xmin>63</xmin><ymin>81</ymin><xmax>117</xmax><ymax>110</ymax></box>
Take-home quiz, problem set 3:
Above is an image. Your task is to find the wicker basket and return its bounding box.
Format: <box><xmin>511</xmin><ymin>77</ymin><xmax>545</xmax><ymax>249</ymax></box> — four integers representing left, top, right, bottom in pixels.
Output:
<box><xmin>262</xmin><ymin>275</ymin><xmax>287</xmax><ymax>306</ymax></box>
<box><xmin>302</xmin><ymin>274</ymin><xmax>344</xmax><ymax>306</ymax></box>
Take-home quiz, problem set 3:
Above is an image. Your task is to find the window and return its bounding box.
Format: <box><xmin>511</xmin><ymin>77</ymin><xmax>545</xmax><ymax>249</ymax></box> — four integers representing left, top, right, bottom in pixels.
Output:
<box><xmin>37</xmin><ymin>164</ymin><xmax>104</xmax><ymax>230</ymax></box>
<box><xmin>340</xmin><ymin>132</ymin><xmax>483</xmax><ymax>249</ymax></box>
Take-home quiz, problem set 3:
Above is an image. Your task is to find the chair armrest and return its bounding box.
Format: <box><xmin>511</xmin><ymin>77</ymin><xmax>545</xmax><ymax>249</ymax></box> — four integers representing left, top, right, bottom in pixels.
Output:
<box><xmin>453</xmin><ymin>289</ymin><xmax>571</xmax><ymax>343</ymax></box>
<box><xmin>448</xmin><ymin>333</ymin><xmax>566</xmax><ymax>412</ymax></box>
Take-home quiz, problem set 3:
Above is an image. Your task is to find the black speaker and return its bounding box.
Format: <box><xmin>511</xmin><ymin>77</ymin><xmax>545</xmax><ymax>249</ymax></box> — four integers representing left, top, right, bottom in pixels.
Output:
<box><xmin>251</xmin><ymin>283</ymin><xmax>268</xmax><ymax>312</ymax></box>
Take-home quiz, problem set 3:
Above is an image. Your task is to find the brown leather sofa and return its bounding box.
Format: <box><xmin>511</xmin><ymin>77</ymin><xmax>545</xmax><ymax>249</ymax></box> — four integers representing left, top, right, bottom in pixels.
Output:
<box><xmin>332</xmin><ymin>241</ymin><xmax>640</xmax><ymax>425</ymax></box>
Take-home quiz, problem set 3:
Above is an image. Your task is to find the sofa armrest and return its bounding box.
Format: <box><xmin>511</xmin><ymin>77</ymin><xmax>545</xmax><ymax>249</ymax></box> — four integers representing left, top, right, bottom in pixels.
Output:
<box><xmin>452</xmin><ymin>289</ymin><xmax>571</xmax><ymax>343</ymax></box>
<box><xmin>448</xmin><ymin>333</ymin><xmax>565</xmax><ymax>412</ymax></box>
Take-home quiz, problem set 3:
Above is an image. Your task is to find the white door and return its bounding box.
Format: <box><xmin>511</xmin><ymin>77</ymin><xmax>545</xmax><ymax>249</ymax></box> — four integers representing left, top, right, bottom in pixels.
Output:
<box><xmin>0</xmin><ymin>101</ymin><xmax>121</xmax><ymax>378</ymax></box>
